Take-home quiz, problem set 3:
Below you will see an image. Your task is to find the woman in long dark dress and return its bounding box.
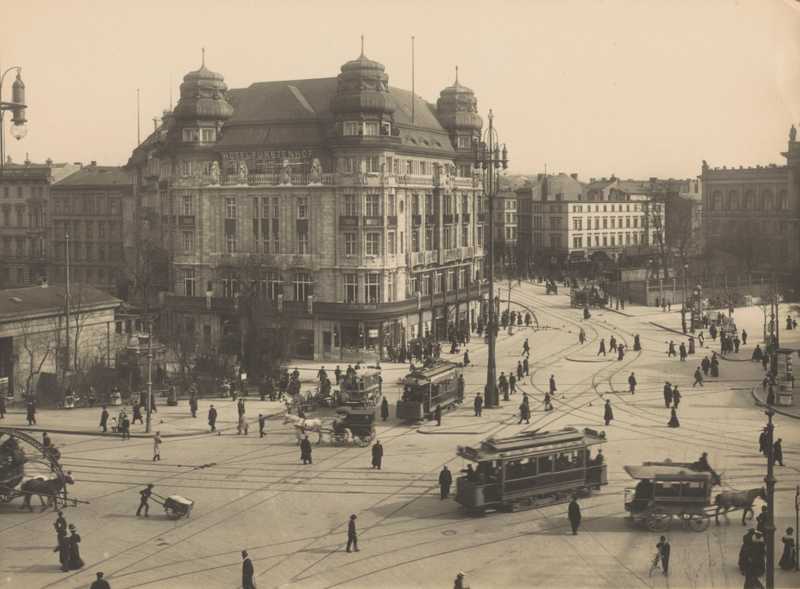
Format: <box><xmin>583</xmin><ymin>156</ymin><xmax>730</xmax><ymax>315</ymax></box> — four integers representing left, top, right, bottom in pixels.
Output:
<box><xmin>779</xmin><ymin>527</ymin><xmax>796</xmax><ymax>571</ymax></box>
<box><xmin>53</xmin><ymin>531</ymin><xmax>69</xmax><ymax>572</ymax></box>
<box><xmin>668</xmin><ymin>407</ymin><xmax>680</xmax><ymax>428</ymax></box>
<box><xmin>604</xmin><ymin>400</ymin><xmax>614</xmax><ymax>426</ymax></box>
<box><xmin>66</xmin><ymin>525</ymin><xmax>84</xmax><ymax>570</ymax></box>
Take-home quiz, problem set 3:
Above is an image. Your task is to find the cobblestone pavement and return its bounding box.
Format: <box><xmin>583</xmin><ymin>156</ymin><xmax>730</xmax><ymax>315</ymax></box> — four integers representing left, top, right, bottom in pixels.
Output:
<box><xmin>2</xmin><ymin>282</ymin><xmax>798</xmax><ymax>589</ymax></box>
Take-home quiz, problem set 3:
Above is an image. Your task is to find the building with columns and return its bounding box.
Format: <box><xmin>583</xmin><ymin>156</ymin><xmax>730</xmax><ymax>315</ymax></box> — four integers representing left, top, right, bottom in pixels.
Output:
<box><xmin>700</xmin><ymin>126</ymin><xmax>800</xmax><ymax>272</ymax></box>
<box><xmin>127</xmin><ymin>49</ymin><xmax>488</xmax><ymax>363</ymax></box>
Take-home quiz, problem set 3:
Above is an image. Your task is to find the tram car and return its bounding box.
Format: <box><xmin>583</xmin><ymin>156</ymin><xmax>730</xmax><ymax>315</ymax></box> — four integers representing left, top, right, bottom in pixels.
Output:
<box><xmin>397</xmin><ymin>361</ymin><xmax>463</xmax><ymax>421</ymax></box>
<box><xmin>570</xmin><ymin>285</ymin><xmax>607</xmax><ymax>308</ymax></box>
<box><xmin>455</xmin><ymin>427</ymin><xmax>607</xmax><ymax>513</ymax></box>
<box><xmin>336</xmin><ymin>367</ymin><xmax>382</xmax><ymax>412</ymax></box>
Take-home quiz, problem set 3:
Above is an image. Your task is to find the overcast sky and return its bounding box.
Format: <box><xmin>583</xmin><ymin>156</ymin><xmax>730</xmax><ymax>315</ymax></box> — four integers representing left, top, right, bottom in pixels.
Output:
<box><xmin>2</xmin><ymin>0</ymin><xmax>799</xmax><ymax>179</ymax></box>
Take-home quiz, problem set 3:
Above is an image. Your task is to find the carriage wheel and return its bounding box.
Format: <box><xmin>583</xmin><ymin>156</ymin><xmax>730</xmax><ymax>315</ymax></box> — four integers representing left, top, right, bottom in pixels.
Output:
<box><xmin>646</xmin><ymin>509</ymin><xmax>671</xmax><ymax>532</ymax></box>
<box><xmin>688</xmin><ymin>514</ymin><xmax>710</xmax><ymax>532</ymax></box>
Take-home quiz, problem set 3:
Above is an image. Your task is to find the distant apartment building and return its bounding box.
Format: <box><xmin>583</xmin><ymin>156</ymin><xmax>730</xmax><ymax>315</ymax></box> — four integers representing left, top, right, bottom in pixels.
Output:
<box><xmin>48</xmin><ymin>164</ymin><xmax>133</xmax><ymax>293</ymax></box>
<box><xmin>517</xmin><ymin>173</ymin><xmax>663</xmax><ymax>269</ymax></box>
<box><xmin>494</xmin><ymin>189</ymin><xmax>518</xmax><ymax>270</ymax></box>
<box><xmin>0</xmin><ymin>158</ymin><xmax>79</xmax><ymax>288</ymax></box>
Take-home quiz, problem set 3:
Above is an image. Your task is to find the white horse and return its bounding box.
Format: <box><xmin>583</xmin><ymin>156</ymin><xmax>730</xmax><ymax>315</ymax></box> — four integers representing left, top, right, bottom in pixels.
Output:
<box><xmin>283</xmin><ymin>414</ymin><xmax>324</xmax><ymax>444</ymax></box>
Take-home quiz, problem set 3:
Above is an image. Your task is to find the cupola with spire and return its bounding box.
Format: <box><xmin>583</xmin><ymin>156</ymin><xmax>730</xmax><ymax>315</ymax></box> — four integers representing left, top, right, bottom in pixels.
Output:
<box><xmin>173</xmin><ymin>49</ymin><xmax>234</xmax><ymax>123</ymax></box>
<box><xmin>331</xmin><ymin>37</ymin><xmax>396</xmax><ymax>123</ymax></box>
<box><xmin>437</xmin><ymin>66</ymin><xmax>482</xmax><ymax>150</ymax></box>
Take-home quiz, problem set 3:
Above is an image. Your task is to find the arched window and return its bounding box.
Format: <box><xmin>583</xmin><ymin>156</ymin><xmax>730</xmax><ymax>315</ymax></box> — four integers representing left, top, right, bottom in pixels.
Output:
<box><xmin>762</xmin><ymin>190</ymin><xmax>773</xmax><ymax>211</ymax></box>
<box><xmin>778</xmin><ymin>190</ymin><xmax>788</xmax><ymax>210</ymax></box>
<box><xmin>727</xmin><ymin>190</ymin><xmax>739</xmax><ymax>210</ymax></box>
<box><xmin>743</xmin><ymin>190</ymin><xmax>754</xmax><ymax>209</ymax></box>
<box><xmin>710</xmin><ymin>190</ymin><xmax>722</xmax><ymax>210</ymax></box>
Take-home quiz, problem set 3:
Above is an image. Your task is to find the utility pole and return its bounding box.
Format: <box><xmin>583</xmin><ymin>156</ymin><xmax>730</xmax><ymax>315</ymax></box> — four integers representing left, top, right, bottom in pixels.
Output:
<box><xmin>146</xmin><ymin>319</ymin><xmax>153</xmax><ymax>434</ymax></box>
<box><xmin>64</xmin><ymin>233</ymin><xmax>71</xmax><ymax>375</ymax></box>
<box><xmin>765</xmin><ymin>407</ymin><xmax>776</xmax><ymax>589</ymax></box>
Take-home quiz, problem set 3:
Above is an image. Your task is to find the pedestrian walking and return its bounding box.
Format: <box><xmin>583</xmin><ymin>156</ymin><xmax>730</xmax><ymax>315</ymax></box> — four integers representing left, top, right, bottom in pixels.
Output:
<box><xmin>758</xmin><ymin>428</ymin><xmax>768</xmax><ymax>455</ymax></box>
<box><xmin>439</xmin><ymin>465</ymin><xmax>452</xmax><ymax>499</ymax></box>
<box><xmin>519</xmin><ymin>400</ymin><xmax>531</xmax><ymax>424</ymax></box>
<box><xmin>668</xmin><ymin>407</ymin><xmax>680</xmax><ymax>428</ymax></box>
<box><xmin>371</xmin><ymin>440</ymin><xmax>383</xmax><ymax>469</ymax></box>
<box><xmin>656</xmin><ymin>536</ymin><xmax>670</xmax><ymax>576</ymax></box>
<box><xmin>89</xmin><ymin>572</ymin><xmax>111</xmax><ymax>589</ymax></box>
<box><xmin>544</xmin><ymin>391</ymin><xmax>553</xmax><ymax>411</ymax></box>
<box><xmin>604</xmin><ymin>399</ymin><xmax>614</xmax><ymax>426</ymax></box>
<box><xmin>152</xmin><ymin>431</ymin><xmax>162</xmax><ymax>462</ymax></box>
<box><xmin>434</xmin><ymin>404</ymin><xmax>442</xmax><ymax>426</ymax></box>
<box><xmin>549</xmin><ymin>374</ymin><xmax>557</xmax><ymax>395</ymax></box>
<box><xmin>0</xmin><ymin>394</ymin><xmax>5</xmax><ymax>419</ymax></box>
<box><xmin>474</xmin><ymin>393</ymin><xmax>483</xmax><ymax>417</ymax></box>
<box><xmin>189</xmin><ymin>395</ymin><xmax>198</xmax><ymax>418</ymax></box>
<box><xmin>667</xmin><ymin>341</ymin><xmax>676</xmax><ymax>358</ymax></box>
<box><xmin>208</xmin><ymin>405</ymin><xmax>218</xmax><ymax>432</ymax></box>
<box><xmin>65</xmin><ymin>524</ymin><xmax>83</xmax><ymax>570</ymax></box>
<box><xmin>774</xmin><ymin>438</ymin><xmax>784</xmax><ymax>466</ymax></box>
<box><xmin>132</xmin><ymin>402</ymin><xmax>143</xmax><ymax>425</ymax></box>
<box><xmin>742</xmin><ymin>329</ymin><xmax>748</xmax><ymax>345</ymax></box>
<box><xmin>346</xmin><ymin>514</ymin><xmax>359</xmax><ymax>552</ymax></box>
<box><xmin>672</xmin><ymin>386</ymin><xmax>681</xmax><ymax>408</ymax></box>
<box><xmin>609</xmin><ymin>336</ymin><xmax>617</xmax><ymax>352</ymax></box>
<box><xmin>136</xmin><ymin>484</ymin><xmax>153</xmax><ymax>517</ymax></box>
<box><xmin>258</xmin><ymin>413</ymin><xmax>267</xmax><ymax>438</ymax></box>
<box><xmin>54</xmin><ymin>510</ymin><xmax>67</xmax><ymax>539</ymax></box>
<box><xmin>579</xmin><ymin>328</ymin><xmax>586</xmax><ymax>344</ymax></box>
<box><xmin>509</xmin><ymin>374</ymin><xmax>517</xmax><ymax>395</ymax></box>
<box><xmin>522</xmin><ymin>338</ymin><xmax>530</xmax><ymax>356</ymax></box>
<box><xmin>300</xmin><ymin>435</ymin><xmax>313</xmax><ymax>465</ymax></box>
<box><xmin>516</xmin><ymin>361</ymin><xmax>523</xmax><ymax>380</ymax></box>
<box><xmin>54</xmin><ymin>528</ymin><xmax>70</xmax><ymax>571</ymax></box>
<box><xmin>779</xmin><ymin>527</ymin><xmax>796</xmax><ymax>571</ymax></box>
<box><xmin>523</xmin><ymin>356</ymin><xmax>529</xmax><ymax>376</ymax></box>
<box><xmin>241</xmin><ymin>550</ymin><xmax>255</xmax><ymax>589</ymax></box>
<box><xmin>693</xmin><ymin>367</ymin><xmax>704</xmax><ymax>387</ymax></box>
<box><xmin>701</xmin><ymin>355</ymin><xmax>710</xmax><ymax>376</ymax></box>
<box><xmin>99</xmin><ymin>406</ymin><xmax>109</xmax><ymax>433</ymax></box>
<box><xmin>568</xmin><ymin>496</ymin><xmax>581</xmax><ymax>535</ymax></box>
<box><xmin>663</xmin><ymin>382</ymin><xmax>673</xmax><ymax>408</ymax></box>
<box><xmin>617</xmin><ymin>345</ymin><xmax>625</xmax><ymax>361</ymax></box>
<box><xmin>628</xmin><ymin>372</ymin><xmax>637</xmax><ymax>394</ymax></box>
<box><xmin>463</xmin><ymin>349</ymin><xmax>470</xmax><ymax>367</ymax></box>
<box><xmin>598</xmin><ymin>338</ymin><xmax>606</xmax><ymax>356</ymax></box>
<box><xmin>237</xmin><ymin>413</ymin><xmax>249</xmax><ymax>435</ymax></box>
<box><xmin>679</xmin><ymin>342</ymin><xmax>687</xmax><ymax>361</ymax></box>
<box><xmin>26</xmin><ymin>399</ymin><xmax>36</xmax><ymax>425</ymax></box>
<box><xmin>454</xmin><ymin>571</ymin><xmax>469</xmax><ymax>589</ymax></box>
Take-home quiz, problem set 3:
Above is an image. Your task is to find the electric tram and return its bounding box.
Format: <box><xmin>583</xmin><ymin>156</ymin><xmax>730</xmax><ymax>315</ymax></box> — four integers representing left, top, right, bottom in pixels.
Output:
<box><xmin>397</xmin><ymin>361</ymin><xmax>463</xmax><ymax>421</ymax></box>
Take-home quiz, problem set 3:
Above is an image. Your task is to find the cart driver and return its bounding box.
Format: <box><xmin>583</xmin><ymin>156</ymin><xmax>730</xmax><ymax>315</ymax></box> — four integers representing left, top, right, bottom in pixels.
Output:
<box><xmin>692</xmin><ymin>452</ymin><xmax>720</xmax><ymax>482</ymax></box>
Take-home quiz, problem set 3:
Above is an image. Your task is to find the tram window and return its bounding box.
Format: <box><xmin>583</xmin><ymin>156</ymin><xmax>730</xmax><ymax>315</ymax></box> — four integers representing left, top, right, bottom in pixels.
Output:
<box><xmin>681</xmin><ymin>482</ymin><xmax>706</xmax><ymax>498</ymax></box>
<box><xmin>655</xmin><ymin>482</ymin><xmax>680</xmax><ymax>497</ymax></box>
<box><xmin>555</xmin><ymin>452</ymin><xmax>575</xmax><ymax>471</ymax></box>
<box><xmin>574</xmin><ymin>451</ymin><xmax>585</xmax><ymax>467</ymax></box>
<box><xmin>538</xmin><ymin>456</ymin><xmax>553</xmax><ymax>473</ymax></box>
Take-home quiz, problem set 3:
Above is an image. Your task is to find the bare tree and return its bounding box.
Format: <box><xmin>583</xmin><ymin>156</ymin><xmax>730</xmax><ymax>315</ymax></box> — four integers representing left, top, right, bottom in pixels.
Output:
<box><xmin>127</xmin><ymin>238</ymin><xmax>171</xmax><ymax>311</ymax></box>
<box><xmin>19</xmin><ymin>319</ymin><xmax>56</xmax><ymax>398</ymax></box>
<box><xmin>650</xmin><ymin>208</ymin><xmax>670</xmax><ymax>280</ymax></box>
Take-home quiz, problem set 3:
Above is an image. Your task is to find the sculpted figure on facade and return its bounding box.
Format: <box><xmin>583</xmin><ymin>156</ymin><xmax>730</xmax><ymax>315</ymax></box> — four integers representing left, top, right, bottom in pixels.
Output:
<box><xmin>791</xmin><ymin>124</ymin><xmax>797</xmax><ymax>143</ymax></box>
<box><xmin>210</xmin><ymin>161</ymin><xmax>220</xmax><ymax>185</ymax></box>
<box><xmin>308</xmin><ymin>158</ymin><xmax>322</xmax><ymax>184</ymax></box>
<box><xmin>237</xmin><ymin>161</ymin><xmax>248</xmax><ymax>184</ymax></box>
<box><xmin>280</xmin><ymin>159</ymin><xmax>292</xmax><ymax>185</ymax></box>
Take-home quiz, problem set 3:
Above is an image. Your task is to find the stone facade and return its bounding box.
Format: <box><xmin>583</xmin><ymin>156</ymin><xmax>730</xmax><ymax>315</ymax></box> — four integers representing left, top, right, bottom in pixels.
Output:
<box><xmin>700</xmin><ymin>128</ymin><xmax>800</xmax><ymax>271</ymax></box>
<box><xmin>127</xmin><ymin>51</ymin><xmax>488</xmax><ymax>363</ymax></box>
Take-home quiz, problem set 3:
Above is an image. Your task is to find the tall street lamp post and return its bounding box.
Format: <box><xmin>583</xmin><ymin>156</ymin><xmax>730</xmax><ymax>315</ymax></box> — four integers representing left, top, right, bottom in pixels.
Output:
<box><xmin>473</xmin><ymin>110</ymin><xmax>508</xmax><ymax>408</ymax></box>
<box><xmin>764</xmin><ymin>406</ymin><xmax>777</xmax><ymax>589</ymax></box>
<box><xmin>0</xmin><ymin>66</ymin><xmax>28</xmax><ymax>170</ymax></box>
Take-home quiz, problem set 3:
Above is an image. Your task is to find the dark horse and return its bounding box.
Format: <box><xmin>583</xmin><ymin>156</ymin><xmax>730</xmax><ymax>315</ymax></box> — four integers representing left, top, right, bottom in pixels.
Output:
<box><xmin>20</xmin><ymin>472</ymin><xmax>74</xmax><ymax>512</ymax></box>
<box><xmin>714</xmin><ymin>487</ymin><xmax>765</xmax><ymax>525</ymax></box>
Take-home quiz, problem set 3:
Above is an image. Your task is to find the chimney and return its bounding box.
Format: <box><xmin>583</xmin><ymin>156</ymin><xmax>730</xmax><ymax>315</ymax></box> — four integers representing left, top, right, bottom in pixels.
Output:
<box><xmin>46</xmin><ymin>158</ymin><xmax>53</xmax><ymax>165</ymax></box>
<box><xmin>570</xmin><ymin>173</ymin><xmax>578</xmax><ymax>180</ymax></box>
<box><xmin>90</xmin><ymin>160</ymin><xmax>97</xmax><ymax>166</ymax></box>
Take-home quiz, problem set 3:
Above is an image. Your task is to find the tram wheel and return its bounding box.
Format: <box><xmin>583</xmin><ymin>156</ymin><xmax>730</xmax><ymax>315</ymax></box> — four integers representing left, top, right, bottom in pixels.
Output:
<box><xmin>688</xmin><ymin>514</ymin><xmax>710</xmax><ymax>532</ymax></box>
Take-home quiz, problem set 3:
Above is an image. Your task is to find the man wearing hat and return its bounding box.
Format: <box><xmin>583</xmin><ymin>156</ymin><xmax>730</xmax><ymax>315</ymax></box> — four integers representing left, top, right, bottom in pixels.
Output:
<box><xmin>346</xmin><ymin>514</ymin><xmax>359</xmax><ymax>552</ymax></box>
<box><xmin>453</xmin><ymin>571</ymin><xmax>469</xmax><ymax>589</ymax></box>
<box><xmin>241</xmin><ymin>550</ymin><xmax>255</xmax><ymax>589</ymax></box>
<box><xmin>90</xmin><ymin>572</ymin><xmax>111</xmax><ymax>589</ymax></box>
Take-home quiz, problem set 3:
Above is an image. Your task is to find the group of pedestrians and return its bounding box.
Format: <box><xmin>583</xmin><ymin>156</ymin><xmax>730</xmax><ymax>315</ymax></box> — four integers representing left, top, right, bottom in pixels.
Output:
<box><xmin>52</xmin><ymin>510</ymin><xmax>83</xmax><ymax>572</ymax></box>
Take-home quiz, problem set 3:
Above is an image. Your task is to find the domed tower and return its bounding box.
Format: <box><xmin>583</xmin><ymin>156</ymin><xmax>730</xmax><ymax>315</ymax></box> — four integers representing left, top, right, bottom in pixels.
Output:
<box><xmin>437</xmin><ymin>67</ymin><xmax>482</xmax><ymax>155</ymax></box>
<box><xmin>171</xmin><ymin>51</ymin><xmax>234</xmax><ymax>146</ymax></box>
<box><xmin>331</xmin><ymin>39</ymin><xmax>396</xmax><ymax>139</ymax></box>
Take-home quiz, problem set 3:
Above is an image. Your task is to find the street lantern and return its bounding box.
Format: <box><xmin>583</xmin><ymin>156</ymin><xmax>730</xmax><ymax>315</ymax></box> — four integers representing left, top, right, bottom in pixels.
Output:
<box><xmin>1</xmin><ymin>66</ymin><xmax>29</xmax><ymax>168</ymax></box>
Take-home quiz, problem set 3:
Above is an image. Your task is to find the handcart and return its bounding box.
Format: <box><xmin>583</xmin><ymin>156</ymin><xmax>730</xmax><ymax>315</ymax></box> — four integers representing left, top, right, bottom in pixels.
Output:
<box><xmin>152</xmin><ymin>493</ymin><xmax>194</xmax><ymax>519</ymax></box>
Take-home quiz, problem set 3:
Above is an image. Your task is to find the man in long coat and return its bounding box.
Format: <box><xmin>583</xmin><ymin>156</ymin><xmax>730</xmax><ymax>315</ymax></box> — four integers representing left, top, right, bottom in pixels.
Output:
<box><xmin>241</xmin><ymin>550</ymin><xmax>255</xmax><ymax>589</ymax></box>
<box><xmin>371</xmin><ymin>440</ymin><xmax>383</xmax><ymax>469</ymax></box>
<box><xmin>568</xmin><ymin>496</ymin><xmax>582</xmax><ymax>535</ymax></box>
<box><xmin>604</xmin><ymin>400</ymin><xmax>614</xmax><ymax>426</ymax></box>
<box><xmin>208</xmin><ymin>405</ymin><xmax>218</xmax><ymax>432</ymax></box>
<box><xmin>300</xmin><ymin>435</ymin><xmax>313</xmax><ymax>464</ymax></box>
<box><xmin>380</xmin><ymin>397</ymin><xmax>389</xmax><ymax>421</ymax></box>
<box><xmin>438</xmin><ymin>465</ymin><xmax>453</xmax><ymax>499</ymax></box>
<box><xmin>663</xmin><ymin>382</ymin><xmax>673</xmax><ymax>408</ymax></box>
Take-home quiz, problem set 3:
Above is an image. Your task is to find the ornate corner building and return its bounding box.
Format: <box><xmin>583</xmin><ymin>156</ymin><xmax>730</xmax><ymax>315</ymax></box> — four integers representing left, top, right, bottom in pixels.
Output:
<box><xmin>700</xmin><ymin>127</ymin><xmax>800</xmax><ymax>271</ymax></box>
<box><xmin>127</xmin><ymin>50</ymin><xmax>488</xmax><ymax>361</ymax></box>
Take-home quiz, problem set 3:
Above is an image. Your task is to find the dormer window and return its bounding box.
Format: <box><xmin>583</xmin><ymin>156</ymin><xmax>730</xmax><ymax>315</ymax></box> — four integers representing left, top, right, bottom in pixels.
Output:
<box><xmin>343</xmin><ymin>121</ymin><xmax>360</xmax><ymax>136</ymax></box>
<box><xmin>182</xmin><ymin>128</ymin><xmax>200</xmax><ymax>142</ymax></box>
<box><xmin>381</xmin><ymin>122</ymin><xmax>391</xmax><ymax>135</ymax></box>
<box><xmin>364</xmin><ymin>122</ymin><xmax>379</xmax><ymax>136</ymax></box>
<box><xmin>457</xmin><ymin>136</ymin><xmax>472</xmax><ymax>149</ymax></box>
<box><xmin>201</xmin><ymin>128</ymin><xmax>216</xmax><ymax>143</ymax></box>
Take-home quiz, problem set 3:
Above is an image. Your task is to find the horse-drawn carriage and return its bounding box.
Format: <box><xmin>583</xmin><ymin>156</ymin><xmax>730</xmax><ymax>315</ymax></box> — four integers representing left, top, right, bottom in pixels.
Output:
<box><xmin>624</xmin><ymin>461</ymin><xmax>762</xmax><ymax>532</ymax></box>
<box><xmin>327</xmin><ymin>407</ymin><xmax>375</xmax><ymax>447</ymax></box>
<box><xmin>0</xmin><ymin>428</ymin><xmax>81</xmax><ymax>511</ymax></box>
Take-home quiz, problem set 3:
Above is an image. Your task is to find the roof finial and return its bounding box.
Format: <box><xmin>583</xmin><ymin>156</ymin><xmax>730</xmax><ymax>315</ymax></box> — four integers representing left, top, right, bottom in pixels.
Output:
<box><xmin>455</xmin><ymin>65</ymin><xmax>459</xmax><ymax>84</ymax></box>
<box><xmin>201</xmin><ymin>47</ymin><xmax>206</xmax><ymax>67</ymax></box>
<box><xmin>360</xmin><ymin>34</ymin><xmax>365</xmax><ymax>57</ymax></box>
